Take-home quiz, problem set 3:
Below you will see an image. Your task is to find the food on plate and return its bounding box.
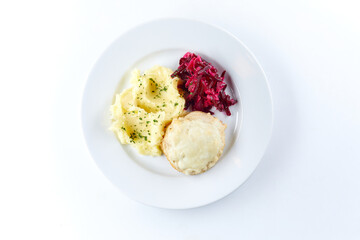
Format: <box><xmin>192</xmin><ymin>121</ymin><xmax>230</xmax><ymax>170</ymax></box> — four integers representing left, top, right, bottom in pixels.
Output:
<box><xmin>109</xmin><ymin>53</ymin><xmax>237</xmax><ymax>174</ymax></box>
<box><xmin>161</xmin><ymin>111</ymin><xmax>226</xmax><ymax>175</ymax></box>
<box><xmin>110</xmin><ymin>66</ymin><xmax>185</xmax><ymax>156</ymax></box>
<box><xmin>171</xmin><ymin>52</ymin><xmax>237</xmax><ymax>116</ymax></box>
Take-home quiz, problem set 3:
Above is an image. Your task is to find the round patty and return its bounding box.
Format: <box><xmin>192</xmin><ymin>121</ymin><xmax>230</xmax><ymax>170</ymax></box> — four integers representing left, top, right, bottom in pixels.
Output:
<box><xmin>161</xmin><ymin>111</ymin><xmax>226</xmax><ymax>175</ymax></box>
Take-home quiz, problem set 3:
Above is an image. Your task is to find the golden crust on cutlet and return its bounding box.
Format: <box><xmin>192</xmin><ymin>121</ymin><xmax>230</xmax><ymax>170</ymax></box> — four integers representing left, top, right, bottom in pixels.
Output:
<box><xmin>161</xmin><ymin>111</ymin><xmax>226</xmax><ymax>175</ymax></box>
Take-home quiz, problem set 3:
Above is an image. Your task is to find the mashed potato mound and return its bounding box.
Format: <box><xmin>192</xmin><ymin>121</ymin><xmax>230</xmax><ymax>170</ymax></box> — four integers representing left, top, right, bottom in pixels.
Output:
<box><xmin>110</xmin><ymin>66</ymin><xmax>185</xmax><ymax>156</ymax></box>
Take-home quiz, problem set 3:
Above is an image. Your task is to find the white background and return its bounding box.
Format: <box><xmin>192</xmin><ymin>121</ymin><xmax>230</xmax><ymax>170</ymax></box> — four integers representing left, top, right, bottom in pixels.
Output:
<box><xmin>1</xmin><ymin>0</ymin><xmax>360</xmax><ymax>239</ymax></box>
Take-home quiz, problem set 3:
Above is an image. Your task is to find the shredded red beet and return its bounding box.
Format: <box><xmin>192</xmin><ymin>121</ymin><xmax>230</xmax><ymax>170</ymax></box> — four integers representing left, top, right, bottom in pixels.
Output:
<box><xmin>171</xmin><ymin>52</ymin><xmax>237</xmax><ymax>116</ymax></box>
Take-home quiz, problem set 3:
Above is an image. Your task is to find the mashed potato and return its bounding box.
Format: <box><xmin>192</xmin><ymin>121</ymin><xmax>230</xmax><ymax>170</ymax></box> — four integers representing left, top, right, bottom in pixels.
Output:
<box><xmin>110</xmin><ymin>66</ymin><xmax>185</xmax><ymax>156</ymax></box>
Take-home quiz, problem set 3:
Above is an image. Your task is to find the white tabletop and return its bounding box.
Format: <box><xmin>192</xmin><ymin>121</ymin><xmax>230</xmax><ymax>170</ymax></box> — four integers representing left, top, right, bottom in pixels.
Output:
<box><xmin>1</xmin><ymin>0</ymin><xmax>360</xmax><ymax>239</ymax></box>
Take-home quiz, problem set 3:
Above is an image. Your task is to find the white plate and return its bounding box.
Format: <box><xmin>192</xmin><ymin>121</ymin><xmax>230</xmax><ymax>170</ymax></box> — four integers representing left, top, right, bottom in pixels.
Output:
<box><xmin>81</xmin><ymin>19</ymin><xmax>273</xmax><ymax>209</ymax></box>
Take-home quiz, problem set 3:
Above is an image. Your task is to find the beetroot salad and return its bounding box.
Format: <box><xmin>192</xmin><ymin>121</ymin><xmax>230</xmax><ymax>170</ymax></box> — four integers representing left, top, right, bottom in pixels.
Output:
<box><xmin>171</xmin><ymin>52</ymin><xmax>237</xmax><ymax>116</ymax></box>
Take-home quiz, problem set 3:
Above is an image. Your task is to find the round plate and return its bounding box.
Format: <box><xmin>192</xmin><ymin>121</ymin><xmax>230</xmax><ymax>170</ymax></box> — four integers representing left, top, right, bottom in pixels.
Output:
<box><xmin>81</xmin><ymin>19</ymin><xmax>273</xmax><ymax>209</ymax></box>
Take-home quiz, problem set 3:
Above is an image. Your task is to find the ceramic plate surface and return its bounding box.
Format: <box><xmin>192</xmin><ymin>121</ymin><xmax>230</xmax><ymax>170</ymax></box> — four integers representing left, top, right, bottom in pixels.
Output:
<box><xmin>82</xmin><ymin>19</ymin><xmax>273</xmax><ymax>209</ymax></box>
